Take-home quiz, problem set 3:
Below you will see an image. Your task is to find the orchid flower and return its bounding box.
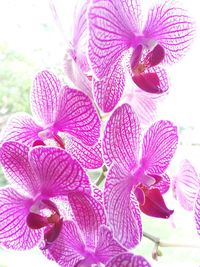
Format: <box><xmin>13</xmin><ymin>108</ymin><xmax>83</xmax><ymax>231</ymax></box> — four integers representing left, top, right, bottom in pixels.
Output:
<box><xmin>0</xmin><ymin>142</ymin><xmax>91</xmax><ymax>249</ymax></box>
<box><xmin>0</xmin><ymin>70</ymin><xmax>102</xmax><ymax>169</ymax></box>
<box><xmin>88</xmin><ymin>0</ymin><xmax>194</xmax><ymax>112</ymax></box>
<box><xmin>44</xmin><ymin>191</ymin><xmax>151</xmax><ymax>267</ymax></box>
<box><xmin>171</xmin><ymin>159</ymin><xmax>200</xmax><ymax>237</ymax></box>
<box><xmin>102</xmin><ymin>103</ymin><xmax>178</xmax><ymax>248</ymax></box>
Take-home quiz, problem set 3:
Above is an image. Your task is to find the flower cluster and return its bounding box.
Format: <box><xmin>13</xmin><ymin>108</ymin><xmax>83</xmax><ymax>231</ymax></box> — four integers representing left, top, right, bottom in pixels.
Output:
<box><xmin>0</xmin><ymin>0</ymin><xmax>198</xmax><ymax>266</ymax></box>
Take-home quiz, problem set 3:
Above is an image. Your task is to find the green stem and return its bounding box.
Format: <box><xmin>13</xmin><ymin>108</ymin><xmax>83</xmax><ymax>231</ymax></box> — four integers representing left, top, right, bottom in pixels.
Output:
<box><xmin>95</xmin><ymin>165</ymin><xmax>107</xmax><ymax>186</ymax></box>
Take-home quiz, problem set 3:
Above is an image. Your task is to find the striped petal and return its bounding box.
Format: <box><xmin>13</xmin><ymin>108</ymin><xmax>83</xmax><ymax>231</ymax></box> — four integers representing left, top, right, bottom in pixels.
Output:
<box><xmin>152</xmin><ymin>173</ymin><xmax>170</xmax><ymax>194</ymax></box>
<box><xmin>103</xmin><ymin>103</ymin><xmax>140</xmax><ymax>171</ymax></box>
<box><xmin>68</xmin><ymin>192</ymin><xmax>106</xmax><ymax>250</ymax></box>
<box><xmin>141</xmin><ymin>120</ymin><xmax>178</xmax><ymax>174</ymax></box>
<box><xmin>0</xmin><ymin>113</ymin><xmax>42</xmax><ymax>147</ymax></box>
<box><xmin>31</xmin><ymin>70</ymin><xmax>61</xmax><ymax>125</ymax></box>
<box><xmin>105</xmin><ymin>253</ymin><xmax>151</xmax><ymax>267</ymax></box>
<box><xmin>93</xmin><ymin>56</ymin><xmax>125</xmax><ymax>113</ymax></box>
<box><xmin>88</xmin><ymin>0</ymin><xmax>139</xmax><ymax>78</ymax></box>
<box><xmin>54</xmin><ymin>86</ymin><xmax>100</xmax><ymax>146</ymax></box>
<box><xmin>65</xmin><ymin>136</ymin><xmax>103</xmax><ymax>169</ymax></box>
<box><xmin>173</xmin><ymin>159</ymin><xmax>200</xmax><ymax>211</ymax></box>
<box><xmin>29</xmin><ymin>146</ymin><xmax>91</xmax><ymax>198</ymax></box>
<box><xmin>0</xmin><ymin>187</ymin><xmax>41</xmax><ymax>250</ymax></box>
<box><xmin>143</xmin><ymin>1</ymin><xmax>195</xmax><ymax>64</ymax></box>
<box><xmin>44</xmin><ymin>220</ymin><xmax>84</xmax><ymax>267</ymax></box>
<box><xmin>194</xmin><ymin>188</ymin><xmax>200</xmax><ymax>237</ymax></box>
<box><xmin>104</xmin><ymin>165</ymin><xmax>142</xmax><ymax>248</ymax></box>
<box><xmin>0</xmin><ymin>142</ymin><xmax>39</xmax><ymax>197</ymax></box>
<box><xmin>95</xmin><ymin>226</ymin><xmax>126</xmax><ymax>264</ymax></box>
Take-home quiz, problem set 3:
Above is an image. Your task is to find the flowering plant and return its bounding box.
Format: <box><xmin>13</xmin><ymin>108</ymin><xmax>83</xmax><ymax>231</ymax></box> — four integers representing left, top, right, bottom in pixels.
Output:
<box><xmin>0</xmin><ymin>0</ymin><xmax>199</xmax><ymax>266</ymax></box>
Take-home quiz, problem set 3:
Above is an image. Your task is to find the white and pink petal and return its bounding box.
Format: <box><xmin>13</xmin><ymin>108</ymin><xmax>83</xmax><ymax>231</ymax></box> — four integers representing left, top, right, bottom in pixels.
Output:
<box><xmin>105</xmin><ymin>253</ymin><xmax>151</xmax><ymax>267</ymax></box>
<box><xmin>0</xmin><ymin>187</ymin><xmax>41</xmax><ymax>250</ymax></box>
<box><xmin>103</xmin><ymin>103</ymin><xmax>140</xmax><ymax>171</ymax></box>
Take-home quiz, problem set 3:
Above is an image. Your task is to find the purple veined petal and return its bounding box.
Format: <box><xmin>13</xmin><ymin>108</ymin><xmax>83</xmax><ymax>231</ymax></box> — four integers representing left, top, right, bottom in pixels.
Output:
<box><xmin>0</xmin><ymin>187</ymin><xmax>42</xmax><ymax>250</ymax></box>
<box><xmin>95</xmin><ymin>226</ymin><xmax>126</xmax><ymax>264</ymax></box>
<box><xmin>68</xmin><ymin>192</ymin><xmax>106</xmax><ymax>250</ymax></box>
<box><xmin>64</xmin><ymin>53</ymin><xmax>93</xmax><ymax>99</ymax></box>
<box><xmin>143</xmin><ymin>0</ymin><xmax>195</xmax><ymax>64</ymax></box>
<box><xmin>103</xmin><ymin>103</ymin><xmax>140</xmax><ymax>171</ymax></box>
<box><xmin>93</xmin><ymin>55</ymin><xmax>126</xmax><ymax>113</ymax></box>
<box><xmin>88</xmin><ymin>0</ymin><xmax>139</xmax><ymax>79</ymax></box>
<box><xmin>104</xmin><ymin>165</ymin><xmax>142</xmax><ymax>248</ymax></box>
<box><xmin>0</xmin><ymin>113</ymin><xmax>43</xmax><ymax>147</ymax></box>
<box><xmin>65</xmin><ymin>136</ymin><xmax>103</xmax><ymax>169</ymax></box>
<box><xmin>54</xmin><ymin>86</ymin><xmax>100</xmax><ymax>146</ymax></box>
<box><xmin>194</xmin><ymin>188</ymin><xmax>200</xmax><ymax>237</ymax></box>
<box><xmin>0</xmin><ymin>142</ymin><xmax>39</xmax><ymax>197</ymax></box>
<box><xmin>29</xmin><ymin>146</ymin><xmax>91</xmax><ymax>198</ymax></box>
<box><xmin>43</xmin><ymin>220</ymin><xmax>85</xmax><ymax>267</ymax></box>
<box><xmin>105</xmin><ymin>253</ymin><xmax>151</xmax><ymax>267</ymax></box>
<box><xmin>141</xmin><ymin>120</ymin><xmax>178</xmax><ymax>174</ymax></box>
<box><xmin>152</xmin><ymin>173</ymin><xmax>170</xmax><ymax>194</ymax></box>
<box><xmin>92</xmin><ymin>185</ymin><xmax>103</xmax><ymax>206</ymax></box>
<box><xmin>31</xmin><ymin>70</ymin><xmax>61</xmax><ymax>126</ymax></box>
<box><xmin>124</xmin><ymin>87</ymin><xmax>161</xmax><ymax>125</ymax></box>
<box><xmin>173</xmin><ymin>159</ymin><xmax>200</xmax><ymax>211</ymax></box>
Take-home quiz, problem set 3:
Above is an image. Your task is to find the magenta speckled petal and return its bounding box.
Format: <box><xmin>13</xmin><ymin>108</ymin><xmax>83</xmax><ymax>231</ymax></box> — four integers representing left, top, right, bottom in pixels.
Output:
<box><xmin>68</xmin><ymin>192</ymin><xmax>106</xmax><ymax>250</ymax></box>
<box><xmin>104</xmin><ymin>165</ymin><xmax>142</xmax><ymax>248</ymax></box>
<box><xmin>103</xmin><ymin>104</ymin><xmax>140</xmax><ymax>171</ymax></box>
<box><xmin>88</xmin><ymin>0</ymin><xmax>139</xmax><ymax>78</ymax></box>
<box><xmin>31</xmin><ymin>70</ymin><xmax>61</xmax><ymax>125</ymax></box>
<box><xmin>105</xmin><ymin>253</ymin><xmax>151</xmax><ymax>267</ymax></box>
<box><xmin>0</xmin><ymin>187</ymin><xmax>41</xmax><ymax>250</ymax></box>
<box><xmin>0</xmin><ymin>142</ymin><xmax>39</xmax><ymax>197</ymax></box>
<box><xmin>93</xmin><ymin>56</ymin><xmax>125</xmax><ymax>112</ymax></box>
<box><xmin>29</xmin><ymin>146</ymin><xmax>91</xmax><ymax>197</ymax></box>
<box><xmin>0</xmin><ymin>113</ymin><xmax>42</xmax><ymax>147</ymax></box>
<box><xmin>141</xmin><ymin>120</ymin><xmax>178</xmax><ymax>174</ymax></box>
<box><xmin>55</xmin><ymin>86</ymin><xmax>100</xmax><ymax>146</ymax></box>
<box><xmin>65</xmin><ymin>136</ymin><xmax>103</xmax><ymax>169</ymax></box>
<box><xmin>194</xmin><ymin>189</ymin><xmax>200</xmax><ymax>237</ymax></box>
<box><xmin>95</xmin><ymin>226</ymin><xmax>126</xmax><ymax>264</ymax></box>
<box><xmin>173</xmin><ymin>159</ymin><xmax>200</xmax><ymax>211</ymax></box>
<box><xmin>152</xmin><ymin>173</ymin><xmax>170</xmax><ymax>194</ymax></box>
<box><xmin>44</xmin><ymin>220</ymin><xmax>84</xmax><ymax>266</ymax></box>
<box><xmin>143</xmin><ymin>1</ymin><xmax>195</xmax><ymax>64</ymax></box>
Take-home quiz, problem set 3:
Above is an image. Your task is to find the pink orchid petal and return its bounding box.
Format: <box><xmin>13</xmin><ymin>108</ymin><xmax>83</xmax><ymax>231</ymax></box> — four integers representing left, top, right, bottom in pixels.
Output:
<box><xmin>93</xmin><ymin>56</ymin><xmax>125</xmax><ymax>113</ymax></box>
<box><xmin>132</xmin><ymin>66</ymin><xmax>169</xmax><ymax>94</ymax></box>
<box><xmin>103</xmin><ymin>103</ymin><xmax>140</xmax><ymax>171</ymax></box>
<box><xmin>194</xmin><ymin>188</ymin><xmax>200</xmax><ymax>237</ymax></box>
<box><xmin>144</xmin><ymin>44</ymin><xmax>165</xmax><ymax>68</ymax></box>
<box><xmin>104</xmin><ymin>165</ymin><xmax>142</xmax><ymax>248</ymax></box>
<box><xmin>68</xmin><ymin>192</ymin><xmax>106</xmax><ymax>250</ymax></box>
<box><xmin>132</xmin><ymin>72</ymin><xmax>160</xmax><ymax>94</ymax></box>
<box><xmin>64</xmin><ymin>55</ymin><xmax>93</xmax><ymax>99</ymax></box>
<box><xmin>31</xmin><ymin>70</ymin><xmax>61</xmax><ymax>125</ymax></box>
<box><xmin>44</xmin><ymin>220</ymin><xmax>84</xmax><ymax>266</ymax></box>
<box><xmin>143</xmin><ymin>1</ymin><xmax>195</xmax><ymax>64</ymax></box>
<box><xmin>139</xmin><ymin>188</ymin><xmax>174</xmax><ymax>219</ymax></box>
<box><xmin>124</xmin><ymin>88</ymin><xmax>164</xmax><ymax>125</ymax></box>
<box><xmin>95</xmin><ymin>226</ymin><xmax>126</xmax><ymax>264</ymax></box>
<box><xmin>92</xmin><ymin>185</ymin><xmax>103</xmax><ymax>206</ymax></box>
<box><xmin>173</xmin><ymin>159</ymin><xmax>200</xmax><ymax>211</ymax></box>
<box><xmin>55</xmin><ymin>86</ymin><xmax>100</xmax><ymax>146</ymax></box>
<box><xmin>65</xmin><ymin>136</ymin><xmax>103</xmax><ymax>169</ymax></box>
<box><xmin>29</xmin><ymin>146</ymin><xmax>91</xmax><ymax>197</ymax></box>
<box><xmin>0</xmin><ymin>187</ymin><xmax>41</xmax><ymax>250</ymax></box>
<box><xmin>105</xmin><ymin>253</ymin><xmax>151</xmax><ymax>267</ymax></box>
<box><xmin>0</xmin><ymin>113</ymin><xmax>43</xmax><ymax>147</ymax></box>
<box><xmin>131</xmin><ymin>44</ymin><xmax>143</xmax><ymax>71</ymax></box>
<box><xmin>88</xmin><ymin>0</ymin><xmax>139</xmax><ymax>79</ymax></box>
<box><xmin>0</xmin><ymin>142</ymin><xmax>39</xmax><ymax>197</ymax></box>
<box><xmin>141</xmin><ymin>120</ymin><xmax>178</xmax><ymax>174</ymax></box>
<box><xmin>152</xmin><ymin>173</ymin><xmax>170</xmax><ymax>194</ymax></box>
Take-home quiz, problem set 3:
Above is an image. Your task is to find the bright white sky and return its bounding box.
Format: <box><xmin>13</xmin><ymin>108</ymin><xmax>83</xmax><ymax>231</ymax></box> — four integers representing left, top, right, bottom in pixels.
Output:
<box><xmin>0</xmin><ymin>1</ymin><xmax>200</xmax><ymax>266</ymax></box>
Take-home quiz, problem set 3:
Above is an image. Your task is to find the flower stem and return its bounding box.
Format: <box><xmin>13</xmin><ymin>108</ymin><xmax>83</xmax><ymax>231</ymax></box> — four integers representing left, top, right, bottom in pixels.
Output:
<box><xmin>143</xmin><ymin>231</ymin><xmax>200</xmax><ymax>260</ymax></box>
<box><xmin>96</xmin><ymin>165</ymin><xmax>107</xmax><ymax>186</ymax></box>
